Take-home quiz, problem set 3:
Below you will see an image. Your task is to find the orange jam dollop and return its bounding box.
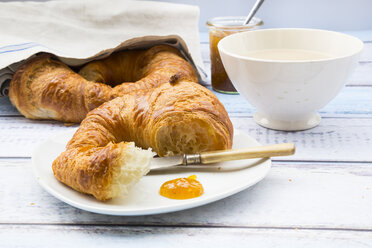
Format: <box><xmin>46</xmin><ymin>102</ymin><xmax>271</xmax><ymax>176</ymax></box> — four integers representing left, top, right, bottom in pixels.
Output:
<box><xmin>159</xmin><ymin>175</ymin><xmax>204</xmax><ymax>200</ymax></box>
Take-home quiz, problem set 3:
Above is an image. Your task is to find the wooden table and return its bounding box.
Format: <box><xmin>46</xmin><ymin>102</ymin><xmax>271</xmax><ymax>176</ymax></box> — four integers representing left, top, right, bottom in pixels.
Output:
<box><xmin>1</xmin><ymin>32</ymin><xmax>372</xmax><ymax>247</ymax></box>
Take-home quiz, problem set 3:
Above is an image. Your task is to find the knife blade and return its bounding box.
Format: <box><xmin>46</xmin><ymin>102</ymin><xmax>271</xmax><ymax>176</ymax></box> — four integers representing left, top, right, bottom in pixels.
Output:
<box><xmin>150</xmin><ymin>154</ymin><xmax>184</xmax><ymax>170</ymax></box>
<box><xmin>150</xmin><ymin>143</ymin><xmax>295</xmax><ymax>170</ymax></box>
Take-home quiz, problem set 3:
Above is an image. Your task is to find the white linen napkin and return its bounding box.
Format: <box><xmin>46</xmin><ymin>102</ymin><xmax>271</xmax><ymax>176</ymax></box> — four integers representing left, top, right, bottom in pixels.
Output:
<box><xmin>0</xmin><ymin>0</ymin><xmax>205</xmax><ymax>96</ymax></box>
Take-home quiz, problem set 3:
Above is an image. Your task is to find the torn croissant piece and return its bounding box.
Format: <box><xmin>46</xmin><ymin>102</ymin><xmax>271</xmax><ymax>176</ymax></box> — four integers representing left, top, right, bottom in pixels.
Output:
<box><xmin>52</xmin><ymin>142</ymin><xmax>154</xmax><ymax>201</ymax></box>
<box><xmin>52</xmin><ymin>81</ymin><xmax>233</xmax><ymax>201</ymax></box>
<box><xmin>9</xmin><ymin>45</ymin><xmax>197</xmax><ymax>123</ymax></box>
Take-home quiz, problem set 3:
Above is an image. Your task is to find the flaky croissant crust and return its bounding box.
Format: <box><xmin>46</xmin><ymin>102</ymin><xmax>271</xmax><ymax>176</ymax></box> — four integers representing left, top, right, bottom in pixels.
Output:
<box><xmin>52</xmin><ymin>80</ymin><xmax>233</xmax><ymax>201</ymax></box>
<box><xmin>9</xmin><ymin>45</ymin><xmax>198</xmax><ymax>123</ymax></box>
<box><xmin>9</xmin><ymin>45</ymin><xmax>234</xmax><ymax>201</ymax></box>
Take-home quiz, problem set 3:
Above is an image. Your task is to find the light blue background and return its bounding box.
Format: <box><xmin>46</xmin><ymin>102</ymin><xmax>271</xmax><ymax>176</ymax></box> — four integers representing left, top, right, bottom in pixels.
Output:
<box><xmin>152</xmin><ymin>0</ymin><xmax>372</xmax><ymax>32</ymax></box>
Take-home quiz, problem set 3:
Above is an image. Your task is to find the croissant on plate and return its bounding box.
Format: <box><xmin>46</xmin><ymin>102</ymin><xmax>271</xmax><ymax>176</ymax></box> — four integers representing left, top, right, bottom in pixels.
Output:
<box><xmin>8</xmin><ymin>44</ymin><xmax>234</xmax><ymax>201</ymax></box>
<box><xmin>52</xmin><ymin>80</ymin><xmax>233</xmax><ymax>201</ymax></box>
<box><xmin>9</xmin><ymin>45</ymin><xmax>197</xmax><ymax>123</ymax></box>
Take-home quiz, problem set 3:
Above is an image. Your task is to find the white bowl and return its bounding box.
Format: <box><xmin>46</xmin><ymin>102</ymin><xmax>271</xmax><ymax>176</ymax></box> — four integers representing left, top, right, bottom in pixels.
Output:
<box><xmin>218</xmin><ymin>28</ymin><xmax>363</xmax><ymax>131</ymax></box>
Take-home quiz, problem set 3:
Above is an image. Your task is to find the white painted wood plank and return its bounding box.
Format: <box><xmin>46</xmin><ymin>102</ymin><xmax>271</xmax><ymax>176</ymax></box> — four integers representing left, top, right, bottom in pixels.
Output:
<box><xmin>0</xmin><ymin>118</ymin><xmax>77</xmax><ymax>157</ymax></box>
<box><xmin>1</xmin><ymin>225</ymin><xmax>371</xmax><ymax>248</ymax></box>
<box><xmin>0</xmin><ymin>97</ymin><xmax>18</xmax><ymax>115</ymax></box>
<box><xmin>348</xmin><ymin>62</ymin><xmax>372</xmax><ymax>86</ymax></box>
<box><xmin>1</xmin><ymin>86</ymin><xmax>372</xmax><ymax>117</ymax></box>
<box><xmin>360</xmin><ymin>42</ymin><xmax>372</xmax><ymax>61</ymax></box>
<box><xmin>0</xmin><ymin>117</ymin><xmax>370</xmax><ymax>162</ymax></box>
<box><xmin>232</xmin><ymin>117</ymin><xmax>372</xmax><ymax>162</ymax></box>
<box><xmin>1</xmin><ymin>159</ymin><xmax>371</xmax><ymax>230</ymax></box>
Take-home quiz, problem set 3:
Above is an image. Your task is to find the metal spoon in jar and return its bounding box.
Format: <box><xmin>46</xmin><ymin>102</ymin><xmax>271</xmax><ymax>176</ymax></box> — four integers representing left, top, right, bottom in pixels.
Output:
<box><xmin>244</xmin><ymin>0</ymin><xmax>265</xmax><ymax>25</ymax></box>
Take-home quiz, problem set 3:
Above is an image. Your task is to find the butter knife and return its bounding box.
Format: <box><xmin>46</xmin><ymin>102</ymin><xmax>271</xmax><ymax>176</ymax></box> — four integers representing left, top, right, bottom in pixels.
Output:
<box><xmin>151</xmin><ymin>143</ymin><xmax>295</xmax><ymax>170</ymax></box>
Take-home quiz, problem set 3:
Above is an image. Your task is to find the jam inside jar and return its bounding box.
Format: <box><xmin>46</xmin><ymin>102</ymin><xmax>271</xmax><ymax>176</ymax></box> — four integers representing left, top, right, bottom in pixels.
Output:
<box><xmin>206</xmin><ymin>16</ymin><xmax>263</xmax><ymax>94</ymax></box>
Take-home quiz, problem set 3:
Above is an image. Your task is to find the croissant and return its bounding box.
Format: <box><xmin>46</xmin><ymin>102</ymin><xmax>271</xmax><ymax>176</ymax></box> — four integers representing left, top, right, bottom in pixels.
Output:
<box><xmin>52</xmin><ymin>80</ymin><xmax>233</xmax><ymax>201</ymax></box>
<box><xmin>9</xmin><ymin>45</ymin><xmax>197</xmax><ymax>123</ymax></box>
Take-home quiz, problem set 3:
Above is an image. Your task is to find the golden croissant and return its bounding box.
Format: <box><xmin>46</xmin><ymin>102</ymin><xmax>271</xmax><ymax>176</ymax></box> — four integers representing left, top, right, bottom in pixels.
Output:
<box><xmin>9</xmin><ymin>45</ymin><xmax>197</xmax><ymax>123</ymax></box>
<box><xmin>9</xmin><ymin>45</ymin><xmax>233</xmax><ymax>201</ymax></box>
<box><xmin>52</xmin><ymin>80</ymin><xmax>233</xmax><ymax>201</ymax></box>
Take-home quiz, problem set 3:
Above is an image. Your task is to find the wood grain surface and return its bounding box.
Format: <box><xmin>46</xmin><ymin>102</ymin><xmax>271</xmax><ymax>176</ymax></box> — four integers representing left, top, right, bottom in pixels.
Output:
<box><xmin>2</xmin><ymin>225</ymin><xmax>372</xmax><ymax>248</ymax></box>
<box><xmin>0</xmin><ymin>32</ymin><xmax>371</xmax><ymax>247</ymax></box>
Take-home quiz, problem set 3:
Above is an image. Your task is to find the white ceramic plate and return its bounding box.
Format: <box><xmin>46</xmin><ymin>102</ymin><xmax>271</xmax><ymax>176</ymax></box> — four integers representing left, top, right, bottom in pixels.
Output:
<box><xmin>32</xmin><ymin>129</ymin><xmax>271</xmax><ymax>216</ymax></box>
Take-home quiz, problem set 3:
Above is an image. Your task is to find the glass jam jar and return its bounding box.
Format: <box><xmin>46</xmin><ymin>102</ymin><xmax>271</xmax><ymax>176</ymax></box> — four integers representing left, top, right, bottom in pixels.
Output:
<box><xmin>206</xmin><ymin>16</ymin><xmax>263</xmax><ymax>94</ymax></box>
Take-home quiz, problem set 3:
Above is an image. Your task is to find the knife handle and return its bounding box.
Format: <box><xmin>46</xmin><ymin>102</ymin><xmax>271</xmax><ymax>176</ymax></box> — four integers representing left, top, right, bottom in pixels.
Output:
<box><xmin>199</xmin><ymin>143</ymin><xmax>295</xmax><ymax>164</ymax></box>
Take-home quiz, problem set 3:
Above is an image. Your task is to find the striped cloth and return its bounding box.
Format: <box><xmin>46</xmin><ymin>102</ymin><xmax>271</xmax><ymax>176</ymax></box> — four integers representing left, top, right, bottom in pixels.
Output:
<box><xmin>0</xmin><ymin>0</ymin><xmax>204</xmax><ymax>96</ymax></box>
